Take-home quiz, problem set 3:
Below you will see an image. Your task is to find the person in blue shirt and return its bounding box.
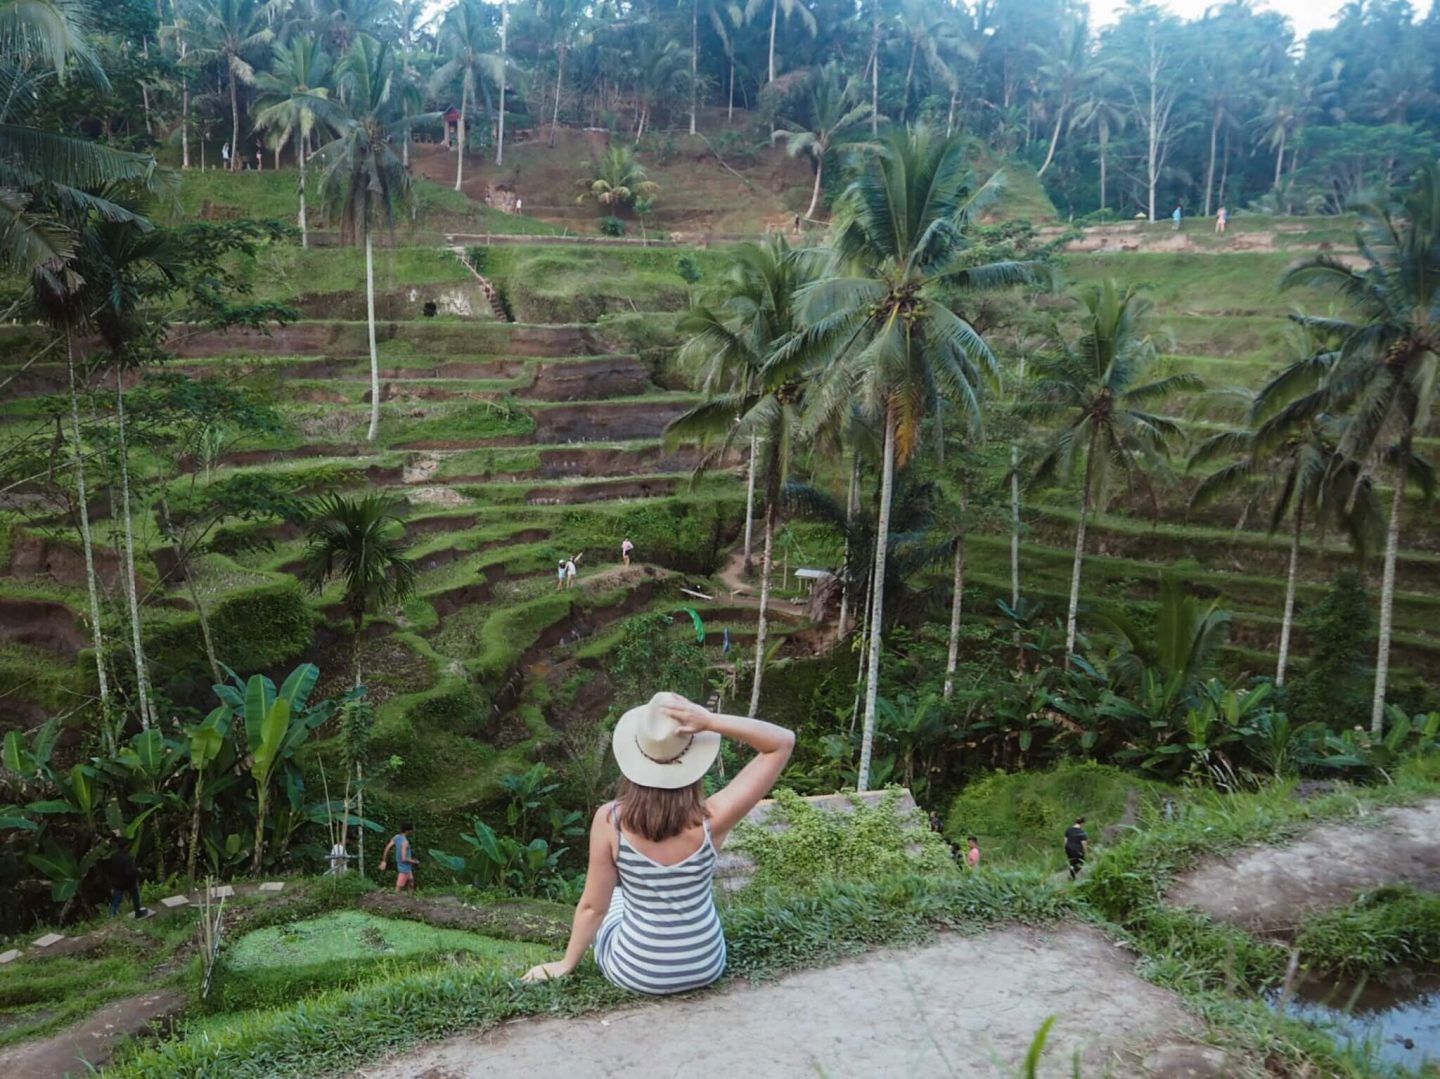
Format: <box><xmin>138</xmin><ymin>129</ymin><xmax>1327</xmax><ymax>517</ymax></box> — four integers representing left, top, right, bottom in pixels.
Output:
<box><xmin>380</xmin><ymin>824</ymin><xmax>416</xmax><ymax>893</ymax></box>
<box><xmin>1171</xmin><ymin>205</ymin><xmax>1182</xmax><ymax>231</ymax></box>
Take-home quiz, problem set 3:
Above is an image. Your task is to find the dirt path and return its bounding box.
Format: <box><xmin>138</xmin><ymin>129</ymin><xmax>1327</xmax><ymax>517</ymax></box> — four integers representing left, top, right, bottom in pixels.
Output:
<box><xmin>359</xmin><ymin>927</ymin><xmax>1220</xmax><ymax>1079</ymax></box>
<box><xmin>1168</xmin><ymin>798</ymin><xmax>1440</xmax><ymax>933</ymax></box>
<box><xmin>0</xmin><ymin>988</ymin><xmax>184</xmax><ymax>1079</ymax></box>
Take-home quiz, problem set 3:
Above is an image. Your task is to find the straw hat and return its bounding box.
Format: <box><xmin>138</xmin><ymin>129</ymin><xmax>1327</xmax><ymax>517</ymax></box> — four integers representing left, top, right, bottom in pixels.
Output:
<box><xmin>612</xmin><ymin>692</ymin><xmax>721</xmax><ymax>789</ymax></box>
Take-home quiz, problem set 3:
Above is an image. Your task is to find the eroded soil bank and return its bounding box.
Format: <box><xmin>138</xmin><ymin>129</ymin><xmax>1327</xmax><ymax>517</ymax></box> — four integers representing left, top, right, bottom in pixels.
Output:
<box><xmin>359</xmin><ymin>927</ymin><xmax>1216</xmax><ymax>1079</ymax></box>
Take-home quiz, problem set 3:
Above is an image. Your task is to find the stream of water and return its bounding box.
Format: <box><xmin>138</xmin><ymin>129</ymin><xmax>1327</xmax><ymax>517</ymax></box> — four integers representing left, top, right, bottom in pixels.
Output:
<box><xmin>1267</xmin><ymin>969</ymin><xmax>1440</xmax><ymax>1074</ymax></box>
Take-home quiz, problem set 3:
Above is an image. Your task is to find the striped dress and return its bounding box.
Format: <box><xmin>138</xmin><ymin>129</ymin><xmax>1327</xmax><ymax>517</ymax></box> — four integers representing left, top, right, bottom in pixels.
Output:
<box><xmin>594</xmin><ymin>810</ymin><xmax>726</xmax><ymax>996</ymax></box>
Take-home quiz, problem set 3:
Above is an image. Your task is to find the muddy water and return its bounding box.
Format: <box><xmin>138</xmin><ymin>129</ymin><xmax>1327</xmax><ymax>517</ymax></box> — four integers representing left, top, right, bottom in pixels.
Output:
<box><xmin>1268</xmin><ymin>970</ymin><xmax>1440</xmax><ymax>1073</ymax></box>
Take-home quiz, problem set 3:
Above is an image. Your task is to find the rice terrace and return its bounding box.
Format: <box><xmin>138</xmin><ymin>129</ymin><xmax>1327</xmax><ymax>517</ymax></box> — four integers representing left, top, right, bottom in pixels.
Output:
<box><xmin>2</xmin><ymin>0</ymin><xmax>1440</xmax><ymax>1075</ymax></box>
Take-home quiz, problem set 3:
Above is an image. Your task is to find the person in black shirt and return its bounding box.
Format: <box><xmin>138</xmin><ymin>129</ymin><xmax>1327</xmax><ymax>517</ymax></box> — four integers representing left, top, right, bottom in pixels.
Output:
<box><xmin>1064</xmin><ymin>817</ymin><xmax>1088</xmax><ymax>881</ymax></box>
<box><xmin>107</xmin><ymin>832</ymin><xmax>149</xmax><ymax>919</ymax></box>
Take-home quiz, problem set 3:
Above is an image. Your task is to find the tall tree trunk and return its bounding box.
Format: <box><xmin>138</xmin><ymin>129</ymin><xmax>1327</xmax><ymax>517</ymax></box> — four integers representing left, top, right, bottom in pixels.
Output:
<box><xmin>1273</xmin><ymin>129</ymin><xmax>1286</xmax><ymax>189</ymax></box>
<box><xmin>67</xmin><ymin>338</ymin><xmax>111</xmax><ymax>727</ymax></box>
<box><xmin>228</xmin><ymin>66</ymin><xmax>240</xmax><ymax>173</ymax></box>
<box><xmin>187</xmin><ymin>573</ymin><xmax>224</xmax><ymax>685</ymax></box>
<box><xmin>496</xmin><ymin>0</ymin><xmax>508</xmax><ymax>165</ymax></box>
<box><xmin>943</xmin><ymin>533</ymin><xmax>966</xmax><ymax>699</ymax></box>
<box><xmin>455</xmin><ymin>75</ymin><xmax>468</xmax><ymax>192</ymax></box>
<box><xmin>1063</xmin><ymin>433</ymin><xmax>1097</xmax><ymax>667</ymax></box>
<box><xmin>837</xmin><ymin>453</ymin><xmax>858</xmax><ymax>637</ymax></box>
<box><xmin>180</xmin><ymin>41</ymin><xmax>190</xmax><ymax>170</ymax></box>
<box><xmin>296</xmin><ymin>129</ymin><xmax>308</xmax><ymax>249</ymax></box>
<box><xmin>1098</xmin><ymin>129</ymin><xmax>1108</xmax><ymax>211</ymax></box>
<box><xmin>115</xmin><ymin>371</ymin><xmax>155</xmax><ymax>728</ymax></box>
<box><xmin>186</xmin><ymin>771</ymin><xmax>205</xmax><ymax>883</ymax></box>
<box><xmin>869</xmin><ymin>10</ymin><xmax>879</xmax><ymax>136</ymax></box>
<box><xmin>1203</xmin><ymin>102</ymin><xmax>1220</xmax><ymax>217</ymax></box>
<box><xmin>728</xmin><ymin>57</ymin><xmax>735</xmax><ymax>122</ymax></box>
<box><xmin>1275</xmin><ymin>505</ymin><xmax>1303</xmax><ymax>687</ymax></box>
<box><xmin>767</xmin><ymin>0</ymin><xmax>777</xmax><ymax>83</ymax></box>
<box><xmin>901</xmin><ymin>41</ymin><xmax>917</xmax><ymax>123</ymax></box>
<box><xmin>856</xmin><ymin>407</ymin><xmax>896</xmax><ymax>792</ymax></box>
<box><xmin>742</xmin><ymin>433</ymin><xmax>757</xmax><ymax>572</ymax></box>
<box><xmin>689</xmin><ymin>0</ymin><xmax>699</xmax><ymax>136</ymax></box>
<box><xmin>748</xmin><ymin>495</ymin><xmax>776</xmax><ymax>716</ymax></box>
<box><xmin>1370</xmin><ymin>454</ymin><xmax>1405</xmax><ymax>735</ymax></box>
<box><xmin>1036</xmin><ymin>106</ymin><xmax>1064</xmax><ymax>178</ymax></box>
<box><xmin>251</xmin><ymin>783</ymin><xmax>268</xmax><ymax>875</ymax></box>
<box><xmin>804</xmin><ymin>152</ymin><xmax>823</xmax><ymax>219</ymax></box>
<box><xmin>946</xmin><ymin>89</ymin><xmax>957</xmax><ymax>137</ymax></box>
<box><xmin>1010</xmin><ymin>442</ymin><xmax>1021</xmax><ymax>610</ymax></box>
<box><xmin>356</xmin><ymin>761</ymin><xmax>366</xmax><ymax>878</ymax></box>
<box><xmin>550</xmin><ymin>47</ymin><xmax>565</xmax><ymax>147</ymax></box>
<box><xmin>365</xmin><ymin>229</ymin><xmax>381</xmax><ymax>442</ymax></box>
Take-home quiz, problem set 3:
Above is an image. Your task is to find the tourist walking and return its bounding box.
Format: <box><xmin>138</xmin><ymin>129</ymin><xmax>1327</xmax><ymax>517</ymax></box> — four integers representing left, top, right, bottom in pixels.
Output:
<box><xmin>379</xmin><ymin>824</ymin><xmax>416</xmax><ymax>893</ymax></box>
<box><xmin>1171</xmin><ymin>205</ymin><xmax>1182</xmax><ymax>231</ymax></box>
<box><xmin>523</xmin><ymin>692</ymin><xmax>794</xmax><ymax>994</ymax></box>
<box><xmin>565</xmin><ymin>553</ymin><xmax>582</xmax><ymax>588</ymax></box>
<box><xmin>221</xmin><ymin>142</ymin><xmax>230</xmax><ymax>168</ymax></box>
<box><xmin>108</xmin><ymin>832</ymin><xmax>150</xmax><ymax>919</ymax></box>
<box><xmin>1065</xmin><ymin>816</ymin><xmax>1089</xmax><ymax>880</ymax></box>
<box><xmin>556</xmin><ymin>560</ymin><xmax>566</xmax><ymax>591</ymax></box>
<box><xmin>1215</xmin><ymin>205</ymin><xmax>1227</xmax><ymax>234</ymax></box>
<box><xmin>621</xmin><ymin>538</ymin><xmax>634</xmax><ymax>566</ymax></box>
<box><xmin>966</xmin><ymin>836</ymin><xmax>981</xmax><ymax>868</ymax></box>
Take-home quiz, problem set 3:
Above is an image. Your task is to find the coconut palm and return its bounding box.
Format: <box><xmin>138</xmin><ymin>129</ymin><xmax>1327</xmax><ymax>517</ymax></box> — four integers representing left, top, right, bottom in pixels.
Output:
<box><xmin>743</xmin><ymin>0</ymin><xmax>815</xmax><ymax>85</ymax></box>
<box><xmin>1019</xmin><ymin>280</ymin><xmax>1200</xmax><ymax>667</ymax></box>
<box><xmin>300</xmin><ymin>493</ymin><xmax>417</xmax><ymax>685</ymax></box>
<box><xmin>311</xmin><ymin>36</ymin><xmax>416</xmax><ymax>443</ymax></box>
<box><xmin>190</xmin><ymin>0</ymin><xmax>274</xmax><ymax>173</ymax></box>
<box><xmin>1275</xmin><ymin>164</ymin><xmax>1440</xmax><ymax>733</ymax></box>
<box><xmin>254</xmin><ymin>35</ymin><xmax>337</xmax><ymax>249</ymax></box>
<box><xmin>771</xmin><ymin>62</ymin><xmax>874</xmax><ymax>222</ymax></box>
<box><xmin>536</xmin><ymin>0</ymin><xmax>587</xmax><ymax>146</ymax></box>
<box><xmin>666</xmin><ymin>238</ymin><xmax>814</xmax><ymax>714</ymax></box>
<box><xmin>795</xmin><ymin>127</ymin><xmax>1041</xmax><ymax>790</ymax></box>
<box><xmin>1069</xmin><ymin>75</ymin><xmax>1126</xmax><ymax>212</ymax></box>
<box><xmin>576</xmin><ymin>146</ymin><xmax>658</xmax><ymax>215</ymax></box>
<box><xmin>431</xmin><ymin>0</ymin><xmax>502</xmax><ymax>192</ymax></box>
<box><xmin>1030</xmin><ymin>16</ymin><xmax>1094</xmax><ymax>179</ymax></box>
<box><xmin>496</xmin><ymin>0</ymin><xmax>509</xmax><ymax>165</ymax></box>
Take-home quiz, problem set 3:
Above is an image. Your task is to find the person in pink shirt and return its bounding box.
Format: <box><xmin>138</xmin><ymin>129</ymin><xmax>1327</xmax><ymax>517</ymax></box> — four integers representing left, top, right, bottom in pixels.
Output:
<box><xmin>966</xmin><ymin>836</ymin><xmax>980</xmax><ymax>868</ymax></box>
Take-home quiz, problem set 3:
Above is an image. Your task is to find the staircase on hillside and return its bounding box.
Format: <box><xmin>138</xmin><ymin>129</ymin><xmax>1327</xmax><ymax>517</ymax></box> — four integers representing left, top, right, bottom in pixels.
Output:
<box><xmin>451</xmin><ymin>247</ymin><xmax>512</xmax><ymax>322</ymax></box>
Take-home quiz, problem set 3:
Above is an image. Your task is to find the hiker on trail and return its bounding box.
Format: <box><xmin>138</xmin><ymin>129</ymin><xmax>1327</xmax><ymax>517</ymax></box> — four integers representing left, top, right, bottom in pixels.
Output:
<box><xmin>221</xmin><ymin>142</ymin><xmax>230</xmax><ymax>167</ymax></box>
<box><xmin>1171</xmin><ymin>205</ymin><xmax>1182</xmax><ymax>231</ymax></box>
<box><xmin>565</xmin><ymin>553</ymin><xmax>582</xmax><ymax>588</ymax></box>
<box><xmin>621</xmin><ymin>538</ymin><xmax>634</xmax><ymax>566</ymax></box>
<box><xmin>1065</xmin><ymin>816</ymin><xmax>1089</xmax><ymax>881</ymax></box>
<box><xmin>108</xmin><ymin>832</ymin><xmax>150</xmax><ymax>919</ymax></box>
<box><xmin>1215</xmin><ymin>205</ymin><xmax>1228</xmax><ymax>234</ymax></box>
<box><xmin>557</xmin><ymin>560</ymin><xmax>567</xmax><ymax>591</ymax></box>
<box><xmin>967</xmin><ymin>836</ymin><xmax>981</xmax><ymax>869</ymax></box>
<box><xmin>380</xmin><ymin>824</ymin><xmax>416</xmax><ymax>893</ymax></box>
<box><xmin>522</xmin><ymin>692</ymin><xmax>794</xmax><ymax>994</ymax></box>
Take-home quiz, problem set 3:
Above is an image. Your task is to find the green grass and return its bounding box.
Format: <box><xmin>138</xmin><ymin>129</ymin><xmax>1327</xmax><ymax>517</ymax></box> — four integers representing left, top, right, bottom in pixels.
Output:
<box><xmin>1059</xmin><ymin>251</ymin><xmax>1323</xmax><ymax>313</ymax></box>
<box><xmin>483</xmin><ymin>245</ymin><xmax>731</xmax><ymax>321</ymax></box>
<box><xmin>237</xmin><ymin>246</ymin><xmax>473</xmax><ymax>304</ymax></box>
<box><xmin>1294</xmin><ymin>884</ymin><xmax>1440</xmax><ymax>976</ymax></box>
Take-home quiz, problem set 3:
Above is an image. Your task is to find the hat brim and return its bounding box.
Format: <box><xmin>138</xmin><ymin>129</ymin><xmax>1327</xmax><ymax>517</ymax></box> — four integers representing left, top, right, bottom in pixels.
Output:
<box><xmin>612</xmin><ymin>704</ymin><xmax>721</xmax><ymax>790</ymax></box>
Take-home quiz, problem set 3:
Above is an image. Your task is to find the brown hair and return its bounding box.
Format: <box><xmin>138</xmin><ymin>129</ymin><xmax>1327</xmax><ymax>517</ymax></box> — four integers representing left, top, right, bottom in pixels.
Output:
<box><xmin>616</xmin><ymin>778</ymin><xmax>709</xmax><ymax>842</ymax></box>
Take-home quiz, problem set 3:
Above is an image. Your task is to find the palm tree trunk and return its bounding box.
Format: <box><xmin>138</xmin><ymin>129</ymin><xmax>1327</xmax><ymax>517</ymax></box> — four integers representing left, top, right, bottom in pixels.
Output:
<box><xmin>1275</xmin><ymin>505</ymin><xmax>1303</xmax><ymax>688</ymax></box>
<box><xmin>67</xmin><ymin>338</ymin><xmax>110</xmax><ymax>724</ymax></box>
<box><xmin>186</xmin><ymin>771</ymin><xmax>204</xmax><ymax>883</ymax></box>
<box><xmin>550</xmin><ymin>47</ymin><xmax>565</xmax><ymax>147</ymax></box>
<box><xmin>356</xmin><ymin>761</ymin><xmax>366</xmax><ymax>878</ymax></box>
<box><xmin>1064</xmin><ymin>433</ymin><xmax>1096</xmax><ymax>667</ymax></box>
<box><xmin>228</xmin><ymin>67</ymin><xmax>240</xmax><ymax>173</ymax></box>
<box><xmin>901</xmin><ymin>40</ymin><xmax>917</xmax><ymax>123</ymax></box>
<box><xmin>252</xmin><ymin>784</ymin><xmax>268</xmax><ymax>875</ymax></box>
<box><xmin>767</xmin><ymin>0</ymin><xmax>778</xmax><ymax>83</ymax></box>
<box><xmin>943</xmin><ymin>535</ymin><xmax>966</xmax><ymax>699</ymax></box>
<box><xmin>804</xmin><ymin>153</ymin><xmax>823</xmax><ymax>220</ymax></box>
<box><xmin>455</xmin><ymin>75</ymin><xmax>468</xmax><ymax>191</ymax></box>
<box><xmin>296</xmin><ymin>129</ymin><xmax>308</xmax><ymax>249</ymax></box>
<box><xmin>748</xmin><ymin>498</ymin><xmax>776</xmax><ymax>716</ymax></box>
<box><xmin>856</xmin><ymin>407</ymin><xmax>896</xmax><ymax>792</ymax></box>
<box><xmin>1098</xmin><ymin>130</ymin><xmax>1108</xmax><ymax>210</ymax></box>
<box><xmin>1273</xmin><ymin>130</ymin><xmax>1285</xmax><ymax>189</ymax></box>
<box><xmin>946</xmin><ymin>90</ymin><xmax>957</xmax><ymax>137</ymax></box>
<box><xmin>728</xmin><ymin>58</ymin><xmax>735</xmax><ymax>122</ymax></box>
<box><xmin>689</xmin><ymin>0</ymin><xmax>699</xmax><ymax>136</ymax></box>
<box><xmin>496</xmin><ymin>0</ymin><xmax>508</xmax><ymax>166</ymax></box>
<box><xmin>187</xmin><ymin>573</ymin><xmax>224</xmax><ymax>685</ymax></box>
<box><xmin>365</xmin><ymin>229</ymin><xmax>381</xmax><ymax>442</ymax></box>
<box><xmin>1203</xmin><ymin>103</ymin><xmax>1220</xmax><ymax>217</ymax></box>
<box><xmin>1036</xmin><ymin>107</ymin><xmax>1064</xmax><ymax>178</ymax></box>
<box><xmin>1370</xmin><ymin>457</ymin><xmax>1405</xmax><ymax>736</ymax></box>
<box><xmin>180</xmin><ymin>42</ymin><xmax>190</xmax><ymax>170</ymax></box>
<box><xmin>1010</xmin><ymin>442</ymin><xmax>1021</xmax><ymax>609</ymax></box>
<box><xmin>837</xmin><ymin>453</ymin><xmax>858</xmax><ymax>637</ymax></box>
<box><xmin>742</xmin><ymin>433</ymin><xmax>757</xmax><ymax>572</ymax></box>
<box><xmin>850</xmin><ymin>559</ymin><xmax>874</xmax><ymax>735</ymax></box>
<box><xmin>115</xmin><ymin>370</ymin><xmax>155</xmax><ymax>729</ymax></box>
<box><xmin>869</xmin><ymin>10</ymin><xmax>880</xmax><ymax>136</ymax></box>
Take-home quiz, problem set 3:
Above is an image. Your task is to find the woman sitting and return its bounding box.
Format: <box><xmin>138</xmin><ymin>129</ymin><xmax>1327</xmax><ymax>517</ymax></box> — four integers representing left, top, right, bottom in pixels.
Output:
<box><xmin>523</xmin><ymin>692</ymin><xmax>794</xmax><ymax>994</ymax></box>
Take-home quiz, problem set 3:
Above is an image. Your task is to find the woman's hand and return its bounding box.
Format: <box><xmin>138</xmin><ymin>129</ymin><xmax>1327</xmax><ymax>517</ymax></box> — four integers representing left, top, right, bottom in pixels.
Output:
<box><xmin>522</xmin><ymin>960</ymin><xmax>572</xmax><ymax>984</ymax></box>
<box><xmin>662</xmin><ymin>696</ymin><xmax>713</xmax><ymax>735</ymax></box>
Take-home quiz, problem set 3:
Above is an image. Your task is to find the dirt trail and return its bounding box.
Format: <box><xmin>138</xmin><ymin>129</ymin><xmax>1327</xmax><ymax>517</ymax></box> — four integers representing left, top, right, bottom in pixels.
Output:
<box><xmin>359</xmin><ymin>927</ymin><xmax>1218</xmax><ymax>1079</ymax></box>
<box><xmin>0</xmin><ymin>988</ymin><xmax>184</xmax><ymax>1079</ymax></box>
<box><xmin>1168</xmin><ymin>798</ymin><xmax>1440</xmax><ymax>933</ymax></box>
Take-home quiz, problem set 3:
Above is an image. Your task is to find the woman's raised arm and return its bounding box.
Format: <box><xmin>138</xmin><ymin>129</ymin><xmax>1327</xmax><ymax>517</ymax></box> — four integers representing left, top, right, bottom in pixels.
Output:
<box><xmin>664</xmin><ymin>699</ymin><xmax>794</xmax><ymax>845</ymax></box>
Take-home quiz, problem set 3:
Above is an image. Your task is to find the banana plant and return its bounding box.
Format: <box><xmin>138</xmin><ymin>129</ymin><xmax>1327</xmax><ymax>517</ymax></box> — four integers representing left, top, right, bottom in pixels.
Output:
<box><xmin>185</xmin><ymin>706</ymin><xmax>235</xmax><ymax>883</ymax></box>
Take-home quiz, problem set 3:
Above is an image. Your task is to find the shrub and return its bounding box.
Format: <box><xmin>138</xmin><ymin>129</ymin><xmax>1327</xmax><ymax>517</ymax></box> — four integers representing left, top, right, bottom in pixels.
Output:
<box><xmin>598</xmin><ymin>216</ymin><xmax>626</xmax><ymax>237</ymax></box>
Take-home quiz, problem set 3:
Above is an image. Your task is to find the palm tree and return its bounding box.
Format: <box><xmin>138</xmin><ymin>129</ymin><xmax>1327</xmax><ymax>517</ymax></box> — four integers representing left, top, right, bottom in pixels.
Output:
<box><xmin>667</xmin><ymin>238</ymin><xmax>813</xmax><ymax>714</ymax></box>
<box><xmin>744</xmin><ymin>0</ymin><xmax>815</xmax><ymax>85</ymax></box>
<box><xmin>1277</xmin><ymin>165</ymin><xmax>1440</xmax><ymax>734</ymax></box>
<box><xmin>1019</xmin><ymin>280</ymin><xmax>1200</xmax><ymax>666</ymax></box>
<box><xmin>300</xmin><ymin>493</ymin><xmax>417</xmax><ymax>685</ymax></box>
<box><xmin>254</xmin><ymin>35</ymin><xmax>336</xmax><ymax>249</ymax></box>
<box><xmin>431</xmin><ymin>0</ymin><xmax>502</xmax><ymax>192</ymax></box>
<box><xmin>771</xmin><ymin>62</ymin><xmax>874</xmax><ymax>222</ymax></box>
<box><xmin>576</xmin><ymin>145</ymin><xmax>658</xmax><ymax>215</ymax></box>
<box><xmin>895</xmin><ymin>0</ymin><xmax>953</xmax><ymax>125</ymax></box>
<box><xmin>631</xmin><ymin>32</ymin><xmax>689</xmax><ymax>142</ymax></box>
<box><xmin>312</xmin><ymin>36</ymin><xmax>415</xmax><ymax>444</ymax></box>
<box><xmin>797</xmin><ymin>127</ymin><xmax>1040</xmax><ymax>790</ymax></box>
<box><xmin>1030</xmin><ymin>16</ymin><xmax>1094</xmax><ymax>179</ymax></box>
<box><xmin>496</xmin><ymin>0</ymin><xmax>509</xmax><ymax>165</ymax></box>
<box><xmin>191</xmin><ymin>0</ymin><xmax>274</xmax><ymax>173</ymax></box>
<box><xmin>1069</xmin><ymin>76</ymin><xmax>1126</xmax><ymax>212</ymax></box>
<box><xmin>536</xmin><ymin>0</ymin><xmax>586</xmax><ymax>147</ymax></box>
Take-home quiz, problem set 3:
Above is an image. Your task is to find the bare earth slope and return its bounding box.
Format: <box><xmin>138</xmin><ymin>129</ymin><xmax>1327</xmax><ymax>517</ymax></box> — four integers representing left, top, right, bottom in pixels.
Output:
<box><xmin>360</xmin><ymin>927</ymin><xmax>1210</xmax><ymax>1079</ymax></box>
<box><xmin>1168</xmin><ymin>799</ymin><xmax>1440</xmax><ymax>933</ymax></box>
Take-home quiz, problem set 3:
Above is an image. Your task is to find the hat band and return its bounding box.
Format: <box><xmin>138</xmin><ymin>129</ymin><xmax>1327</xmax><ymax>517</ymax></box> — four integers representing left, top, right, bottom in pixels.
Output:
<box><xmin>635</xmin><ymin>732</ymin><xmax>694</xmax><ymax>766</ymax></box>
